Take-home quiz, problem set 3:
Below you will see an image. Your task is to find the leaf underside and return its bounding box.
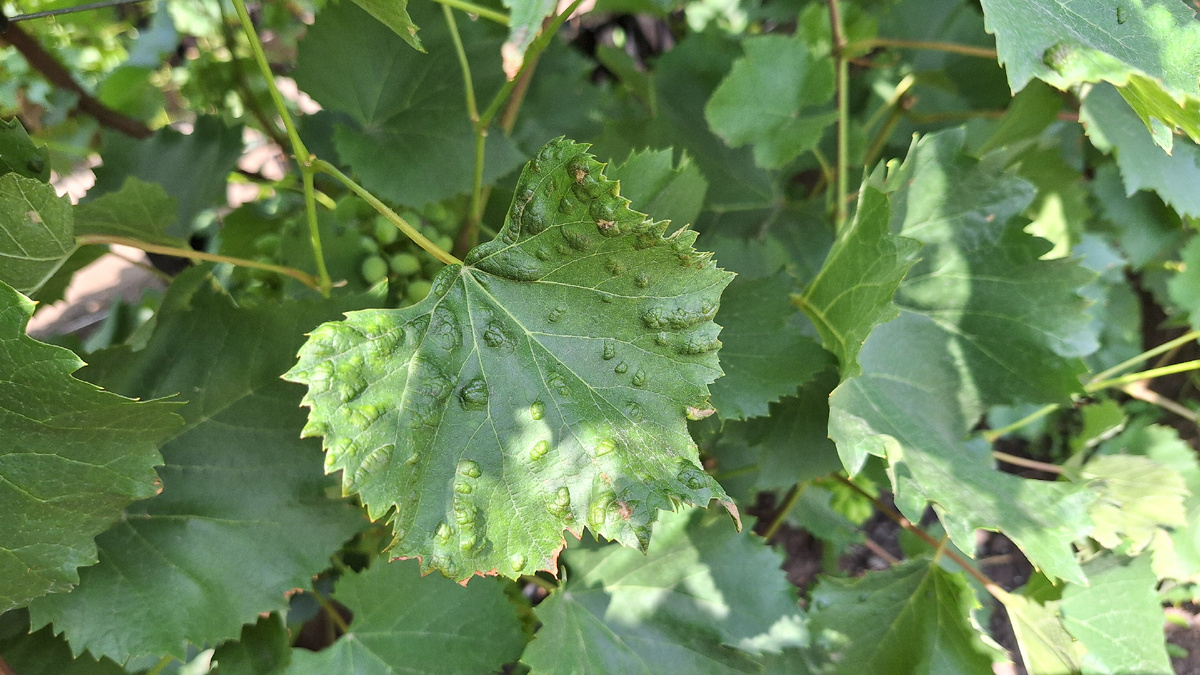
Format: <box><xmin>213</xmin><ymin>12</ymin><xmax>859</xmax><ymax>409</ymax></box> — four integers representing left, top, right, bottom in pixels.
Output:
<box><xmin>286</xmin><ymin>138</ymin><xmax>737</xmax><ymax>582</ymax></box>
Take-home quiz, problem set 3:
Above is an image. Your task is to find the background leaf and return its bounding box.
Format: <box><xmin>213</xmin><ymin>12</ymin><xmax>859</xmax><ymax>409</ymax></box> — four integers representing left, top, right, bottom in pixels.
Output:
<box><xmin>350</xmin><ymin>0</ymin><xmax>423</xmax><ymax>51</ymax></box>
<box><xmin>705</xmin><ymin>34</ymin><xmax>836</xmax><ymax>169</ymax></box>
<box><xmin>0</xmin><ymin>281</ymin><xmax>180</xmax><ymax>613</ymax></box>
<box><xmin>809</xmin><ymin>559</ymin><xmax>1003</xmax><ymax>674</ymax></box>
<box><xmin>27</xmin><ymin>281</ymin><xmax>364</xmax><ymax>663</ymax></box>
<box><xmin>521</xmin><ymin>507</ymin><xmax>807</xmax><ymax>673</ymax></box>
<box><xmin>286</xmin><ymin>139</ymin><xmax>735</xmax><ymax>582</ymax></box>
<box><xmin>284</xmin><ymin>559</ymin><xmax>526</xmax><ymax>674</ymax></box>
<box><xmin>73</xmin><ymin>176</ymin><xmax>185</xmax><ymax>248</ymax></box>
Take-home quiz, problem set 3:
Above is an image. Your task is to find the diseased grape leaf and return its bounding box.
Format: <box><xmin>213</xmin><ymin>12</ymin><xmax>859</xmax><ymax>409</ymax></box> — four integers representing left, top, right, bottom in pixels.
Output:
<box><xmin>284</xmin><ymin>559</ymin><xmax>525</xmax><ymax>674</ymax></box>
<box><xmin>979</xmin><ymin>0</ymin><xmax>1200</xmax><ymax>152</ymax></box>
<box><xmin>74</xmin><ymin>176</ymin><xmax>185</xmax><ymax>248</ymax></box>
<box><xmin>521</xmin><ymin>507</ymin><xmax>807</xmax><ymax>674</ymax></box>
<box><xmin>89</xmin><ymin>117</ymin><xmax>243</xmax><ymax>238</ymax></box>
<box><xmin>808</xmin><ymin>558</ymin><xmax>1004</xmax><ymax>674</ymax></box>
<box><xmin>0</xmin><ymin>281</ymin><xmax>181</xmax><ymax>614</ymax></box>
<box><xmin>813</xmin><ymin>130</ymin><xmax>1097</xmax><ymax>583</ymax></box>
<box><xmin>0</xmin><ymin>173</ymin><xmax>75</xmax><ymax>294</ymax></box>
<box><xmin>705</xmin><ymin>34</ymin><xmax>836</xmax><ymax>170</ymax></box>
<box><xmin>1060</xmin><ymin>554</ymin><xmax>1172</xmax><ymax>674</ymax></box>
<box><xmin>27</xmin><ymin>280</ymin><xmax>365</xmax><ymax>664</ymax></box>
<box><xmin>606</xmin><ymin>149</ymin><xmax>708</xmax><ymax>234</ymax></box>
<box><xmin>285</xmin><ymin>138</ymin><xmax>736</xmax><ymax>582</ymax></box>
<box><xmin>1081</xmin><ymin>83</ymin><xmax>1200</xmax><ymax>219</ymax></box>
<box><xmin>709</xmin><ymin>273</ymin><xmax>830</xmax><ymax>420</ymax></box>
<box><xmin>294</xmin><ymin>1</ymin><xmax>524</xmax><ymax>209</ymax></box>
<box><xmin>350</xmin><ymin>0</ymin><xmax>423</xmax><ymax>52</ymax></box>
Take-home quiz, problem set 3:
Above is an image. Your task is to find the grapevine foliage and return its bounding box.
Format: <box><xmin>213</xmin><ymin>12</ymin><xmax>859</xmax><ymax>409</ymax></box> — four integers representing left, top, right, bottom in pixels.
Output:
<box><xmin>2</xmin><ymin>0</ymin><xmax>1200</xmax><ymax>672</ymax></box>
<box><xmin>285</xmin><ymin>139</ymin><xmax>736</xmax><ymax>582</ymax></box>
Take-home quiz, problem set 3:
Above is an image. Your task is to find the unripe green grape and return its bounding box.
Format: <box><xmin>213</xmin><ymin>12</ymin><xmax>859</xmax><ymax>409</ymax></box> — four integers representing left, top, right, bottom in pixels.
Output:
<box><xmin>361</xmin><ymin>255</ymin><xmax>389</xmax><ymax>283</ymax></box>
<box><xmin>359</xmin><ymin>235</ymin><xmax>380</xmax><ymax>254</ymax></box>
<box><xmin>399</xmin><ymin>210</ymin><xmax>423</xmax><ymax>228</ymax></box>
<box><xmin>390</xmin><ymin>252</ymin><xmax>421</xmax><ymax>277</ymax></box>
<box><xmin>407</xmin><ymin>279</ymin><xmax>433</xmax><ymax>303</ymax></box>
<box><xmin>335</xmin><ymin>197</ymin><xmax>363</xmax><ymax>224</ymax></box>
<box><xmin>254</xmin><ymin>233</ymin><xmax>281</xmax><ymax>255</ymax></box>
<box><xmin>424</xmin><ymin>202</ymin><xmax>450</xmax><ymax>223</ymax></box>
<box><xmin>374</xmin><ymin>215</ymin><xmax>400</xmax><ymax>245</ymax></box>
<box><xmin>435</xmin><ymin>235</ymin><xmax>454</xmax><ymax>254</ymax></box>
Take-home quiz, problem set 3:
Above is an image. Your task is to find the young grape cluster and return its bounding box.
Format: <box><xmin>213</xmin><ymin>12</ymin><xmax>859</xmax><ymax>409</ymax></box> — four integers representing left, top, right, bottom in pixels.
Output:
<box><xmin>344</xmin><ymin>199</ymin><xmax>458</xmax><ymax>306</ymax></box>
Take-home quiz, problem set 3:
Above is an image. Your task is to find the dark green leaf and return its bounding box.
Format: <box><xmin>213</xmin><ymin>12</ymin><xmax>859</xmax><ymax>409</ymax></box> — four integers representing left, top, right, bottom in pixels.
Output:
<box><xmin>28</xmin><ymin>285</ymin><xmax>364</xmax><ymax>663</ymax></box>
<box><xmin>705</xmin><ymin>35</ymin><xmax>836</xmax><ymax>169</ymax></box>
<box><xmin>74</xmin><ymin>177</ymin><xmax>185</xmax><ymax>248</ymax></box>
<box><xmin>350</xmin><ymin>0</ymin><xmax>423</xmax><ymax>51</ymax></box>
<box><xmin>0</xmin><ymin>117</ymin><xmax>50</xmax><ymax>182</ymax></box>
<box><xmin>0</xmin><ymin>281</ymin><xmax>180</xmax><ymax>613</ymax></box>
<box><xmin>294</xmin><ymin>1</ymin><xmax>523</xmax><ymax>209</ymax></box>
<box><xmin>809</xmin><ymin>559</ymin><xmax>1003</xmax><ymax>674</ymax></box>
<box><xmin>89</xmin><ymin>117</ymin><xmax>243</xmax><ymax>237</ymax></box>
<box><xmin>710</xmin><ymin>273</ymin><xmax>830</xmax><ymax>420</ymax></box>
<box><xmin>0</xmin><ymin>173</ymin><xmax>75</xmax><ymax>294</ymax></box>
<box><xmin>285</xmin><ymin>139</ymin><xmax>735</xmax><ymax>582</ymax></box>
<box><xmin>284</xmin><ymin>560</ymin><xmax>525</xmax><ymax>674</ymax></box>
<box><xmin>210</xmin><ymin>613</ymin><xmax>291</xmax><ymax>675</ymax></box>
<box><xmin>522</xmin><ymin>507</ymin><xmax>807</xmax><ymax>673</ymax></box>
<box><xmin>606</xmin><ymin>149</ymin><xmax>708</xmax><ymax>234</ymax></box>
<box><xmin>0</xmin><ymin>609</ymin><xmax>126</xmax><ymax>675</ymax></box>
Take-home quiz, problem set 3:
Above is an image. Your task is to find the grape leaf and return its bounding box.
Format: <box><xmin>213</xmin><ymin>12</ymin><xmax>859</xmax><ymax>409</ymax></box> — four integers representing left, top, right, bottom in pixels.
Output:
<box><xmin>743</xmin><ymin>369</ymin><xmax>844</xmax><ymax>491</ymax></box>
<box><xmin>350</xmin><ymin>0</ymin><xmax>423</xmax><ymax>52</ymax></box>
<box><xmin>1060</xmin><ymin>554</ymin><xmax>1172</xmax><ymax>674</ymax></box>
<box><xmin>1081</xmin><ymin>83</ymin><xmax>1200</xmax><ymax>219</ymax></box>
<box><xmin>294</xmin><ymin>1</ymin><xmax>523</xmax><ymax>209</ymax></box>
<box><xmin>705</xmin><ymin>34</ymin><xmax>836</xmax><ymax>170</ymax></box>
<box><xmin>1075</xmin><ymin>453</ymin><xmax>1187</xmax><ymax>554</ymax></box>
<box><xmin>979</xmin><ymin>0</ymin><xmax>1200</xmax><ymax>152</ymax></box>
<box><xmin>0</xmin><ymin>117</ymin><xmax>50</xmax><ymax>182</ymax></box>
<box><xmin>284</xmin><ymin>559</ymin><xmax>525</xmax><ymax>674</ymax></box>
<box><xmin>799</xmin><ymin>179</ymin><xmax>920</xmax><ymax>378</ymax></box>
<box><xmin>74</xmin><ymin>176</ymin><xmax>185</xmax><ymax>248</ymax></box>
<box><xmin>995</xmin><ymin>587</ymin><xmax>1085</xmax><ymax>675</ymax></box>
<box><xmin>817</xmin><ymin>130</ymin><xmax>1097</xmax><ymax>583</ymax></box>
<box><xmin>285</xmin><ymin>138</ymin><xmax>736</xmax><ymax>582</ymax></box>
<box><xmin>0</xmin><ymin>173</ymin><xmax>75</xmax><ymax>294</ymax></box>
<box><xmin>501</xmin><ymin>0</ymin><xmax>558</xmax><ymax>79</ymax></box>
<box><xmin>808</xmin><ymin>558</ymin><xmax>1003</xmax><ymax>674</ymax></box>
<box><xmin>210</xmin><ymin>613</ymin><xmax>291</xmax><ymax>675</ymax></box>
<box><xmin>521</xmin><ymin>507</ymin><xmax>807</xmax><ymax>673</ymax></box>
<box><xmin>89</xmin><ymin>117</ymin><xmax>243</xmax><ymax>238</ymax></box>
<box><xmin>0</xmin><ymin>281</ymin><xmax>180</xmax><ymax>613</ymax></box>
<box><xmin>0</xmin><ymin>610</ymin><xmax>126</xmax><ymax>675</ymax></box>
<box><xmin>606</xmin><ymin>149</ymin><xmax>708</xmax><ymax>235</ymax></box>
<box><xmin>709</xmin><ymin>273</ymin><xmax>829</xmax><ymax>420</ymax></box>
<box><xmin>27</xmin><ymin>283</ymin><xmax>364</xmax><ymax>663</ymax></box>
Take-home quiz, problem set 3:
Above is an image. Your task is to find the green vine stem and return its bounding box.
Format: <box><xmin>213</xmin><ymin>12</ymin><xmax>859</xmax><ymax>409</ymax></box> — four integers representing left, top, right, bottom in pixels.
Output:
<box><xmin>825</xmin><ymin>0</ymin><xmax>849</xmax><ymax>231</ymax></box>
<box><xmin>312</xmin><ymin>159</ymin><xmax>463</xmax><ymax>266</ymax></box>
<box><xmin>992</xmin><ymin>450</ymin><xmax>1064</xmax><ymax>475</ymax></box>
<box><xmin>762</xmin><ymin>483</ymin><xmax>805</xmax><ymax>540</ymax></box>
<box><xmin>1087</xmin><ymin>360</ymin><xmax>1200</xmax><ymax>391</ymax></box>
<box><xmin>143</xmin><ymin>655</ymin><xmax>175</xmax><ymax>675</ymax></box>
<box><xmin>76</xmin><ymin>235</ymin><xmax>325</xmax><ymax>290</ymax></box>
<box><xmin>832</xmin><ymin>475</ymin><xmax>1002</xmax><ymax>596</ymax></box>
<box><xmin>443</xmin><ymin>5</ymin><xmax>479</xmax><ymax>123</ymax></box>
<box><xmin>231</xmin><ymin>0</ymin><xmax>331</xmax><ymax>296</ymax></box>
<box><xmin>428</xmin><ymin>0</ymin><xmax>510</xmax><ymax>25</ymax></box>
<box><xmin>1092</xmin><ymin>329</ymin><xmax>1200</xmax><ymax>383</ymax></box>
<box><xmin>853</xmin><ymin>37</ymin><xmax>998</xmax><ymax>60</ymax></box>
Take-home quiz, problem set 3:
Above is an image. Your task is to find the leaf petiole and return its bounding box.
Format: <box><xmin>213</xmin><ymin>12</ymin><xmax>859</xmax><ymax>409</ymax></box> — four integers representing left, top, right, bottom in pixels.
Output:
<box><xmin>75</xmin><ymin>235</ymin><xmax>325</xmax><ymax>291</ymax></box>
<box><xmin>427</xmin><ymin>0</ymin><xmax>510</xmax><ymax>25</ymax></box>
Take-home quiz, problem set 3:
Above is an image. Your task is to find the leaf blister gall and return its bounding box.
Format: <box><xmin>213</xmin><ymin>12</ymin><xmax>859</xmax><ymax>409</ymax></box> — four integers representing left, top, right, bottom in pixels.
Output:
<box><xmin>284</xmin><ymin>138</ymin><xmax>735</xmax><ymax>582</ymax></box>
